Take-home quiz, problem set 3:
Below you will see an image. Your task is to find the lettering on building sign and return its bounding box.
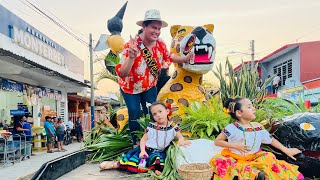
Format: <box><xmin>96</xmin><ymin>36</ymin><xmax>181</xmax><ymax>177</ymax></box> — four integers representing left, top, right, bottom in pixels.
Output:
<box><xmin>9</xmin><ymin>25</ymin><xmax>65</xmax><ymax>66</ymax></box>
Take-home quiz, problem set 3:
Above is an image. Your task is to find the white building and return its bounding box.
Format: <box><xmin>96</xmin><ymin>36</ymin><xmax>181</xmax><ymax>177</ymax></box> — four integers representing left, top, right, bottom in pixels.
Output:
<box><xmin>0</xmin><ymin>4</ymin><xmax>88</xmax><ymax>127</ymax></box>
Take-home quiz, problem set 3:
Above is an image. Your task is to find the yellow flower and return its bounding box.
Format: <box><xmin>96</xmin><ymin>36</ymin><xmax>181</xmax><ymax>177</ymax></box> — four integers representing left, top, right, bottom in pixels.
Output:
<box><xmin>223</xmin><ymin>107</ymin><xmax>230</xmax><ymax>115</ymax></box>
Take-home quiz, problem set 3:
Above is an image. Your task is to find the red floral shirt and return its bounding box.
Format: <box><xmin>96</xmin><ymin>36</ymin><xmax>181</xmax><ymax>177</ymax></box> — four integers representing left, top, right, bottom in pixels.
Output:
<box><xmin>116</xmin><ymin>35</ymin><xmax>173</xmax><ymax>94</ymax></box>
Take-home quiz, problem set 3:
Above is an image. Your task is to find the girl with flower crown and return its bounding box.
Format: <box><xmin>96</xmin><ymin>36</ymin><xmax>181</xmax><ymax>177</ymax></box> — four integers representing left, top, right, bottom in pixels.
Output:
<box><xmin>100</xmin><ymin>101</ymin><xmax>190</xmax><ymax>175</ymax></box>
<box><xmin>209</xmin><ymin>97</ymin><xmax>304</xmax><ymax>180</ymax></box>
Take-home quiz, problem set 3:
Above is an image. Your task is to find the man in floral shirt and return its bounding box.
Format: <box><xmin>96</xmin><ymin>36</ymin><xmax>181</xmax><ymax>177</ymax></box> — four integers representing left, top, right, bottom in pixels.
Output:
<box><xmin>115</xmin><ymin>9</ymin><xmax>193</xmax><ymax>146</ymax></box>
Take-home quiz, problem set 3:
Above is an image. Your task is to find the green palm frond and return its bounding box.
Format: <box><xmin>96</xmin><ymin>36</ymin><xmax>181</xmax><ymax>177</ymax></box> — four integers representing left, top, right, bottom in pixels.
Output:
<box><xmin>95</xmin><ymin>69</ymin><xmax>118</xmax><ymax>84</ymax></box>
<box><xmin>181</xmin><ymin>96</ymin><xmax>231</xmax><ymax>140</ymax></box>
<box><xmin>105</xmin><ymin>51</ymin><xmax>120</xmax><ymax>76</ymax></box>
<box><xmin>213</xmin><ymin>58</ymin><xmax>267</xmax><ymax>107</ymax></box>
<box><xmin>85</xmin><ymin>126</ymin><xmax>132</xmax><ymax>162</ymax></box>
<box><xmin>256</xmin><ymin>97</ymin><xmax>301</xmax><ymax>121</ymax></box>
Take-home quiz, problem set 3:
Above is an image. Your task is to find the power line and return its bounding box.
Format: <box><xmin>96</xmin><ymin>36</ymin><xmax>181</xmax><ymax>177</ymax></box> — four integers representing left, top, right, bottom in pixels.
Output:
<box><xmin>29</xmin><ymin>0</ymin><xmax>88</xmax><ymax>41</ymax></box>
<box><xmin>20</xmin><ymin>0</ymin><xmax>88</xmax><ymax>46</ymax></box>
<box><xmin>2</xmin><ymin>0</ymin><xmax>67</xmax><ymax>38</ymax></box>
<box><xmin>219</xmin><ymin>40</ymin><xmax>248</xmax><ymax>47</ymax></box>
<box><xmin>294</xmin><ymin>25</ymin><xmax>320</xmax><ymax>42</ymax></box>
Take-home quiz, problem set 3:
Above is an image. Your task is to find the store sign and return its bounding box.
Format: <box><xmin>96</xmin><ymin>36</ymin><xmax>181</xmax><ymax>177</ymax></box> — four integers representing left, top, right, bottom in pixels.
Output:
<box><xmin>10</xmin><ymin>26</ymin><xmax>65</xmax><ymax>66</ymax></box>
<box><xmin>0</xmin><ymin>5</ymin><xmax>84</xmax><ymax>78</ymax></box>
<box><xmin>25</xmin><ymin>85</ymin><xmax>62</xmax><ymax>101</ymax></box>
<box><xmin>2</xmin><ymin>79</ymin><xmax>23</xmax><ymax>92</ymax></box>
<box><xmin>10</xmin><ymin>110</ymin><xmax>25</xmax><ymax>116</ymax></box>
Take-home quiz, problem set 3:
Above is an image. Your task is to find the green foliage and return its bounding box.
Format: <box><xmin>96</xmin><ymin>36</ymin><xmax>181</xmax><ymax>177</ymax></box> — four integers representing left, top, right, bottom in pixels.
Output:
<box><xmin>128</xmin><ymin>143</ymin><xmax>184</xmax><ymax>180</ymax></box>
<box><xmin>94</xmin><ymin>50</ymin><xmax>120</xmax><ymax>86</ymax></box>
<box><xmin>297</xmin><ymin>96</ymin><xmax>308</xmax><ymax>112</ymax></box>
<box><xmin>254</xmin><ymin>97</ymin><xmax>302</xmax><ymax>132</ymax></box>
<box><xmin>106</xmin><ymin>104</ymin><xmax>117</xmax><ymax>122</ymax></box>
<box><xmin>310</xmin><ymin>102</ymin><xmax>320</xmax><ymax>113</ymax></box>
<box><xmin>95</xmin><ymin>68</ymin><xmax>118</xmax><ymax>84</ymax></box>
<box><xmin>85</xmin><ymin>125</ymin><xmax>132</xmax><ymax>162</ymax></box>
<box><xmin>133</xmin><ymin>114</ymin><xmax>152</xmax><ymax>139</ymax></box>
<box><xmin>181</xmin><ymin>97</ymin><xmax>231</xmax><ymax>140</ymax></box>
<box><xmin>255</xmin><ymin>97</ymin><xmax>302</xmax><ymax>122</ymax></box>
<box><xmin>213</xmin><ymin>58</ymin><xmax>272</xmax><ymax>106</ymax></box>
<box><xmin>157</xmin><ymin>143</ymin><xmax>184</xmax><ymax>180</ymax></box>
<box><xmin>105</xmin><ymin>51</ymin><xmax>120</xmax><ymax>76</ymax></box>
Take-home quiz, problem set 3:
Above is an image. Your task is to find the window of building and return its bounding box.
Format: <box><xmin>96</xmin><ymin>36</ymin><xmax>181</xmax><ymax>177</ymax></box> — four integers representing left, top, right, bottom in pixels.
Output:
<box><xmin>273</xmin><ymin>60</ymin><xmax>293</xmax><ymax>86</ymax></box>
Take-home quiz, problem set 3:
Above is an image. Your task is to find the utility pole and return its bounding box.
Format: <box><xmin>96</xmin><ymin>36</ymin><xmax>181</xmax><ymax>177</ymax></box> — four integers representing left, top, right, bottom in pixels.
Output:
<box><xmin>89</xmin><ymin>33</ymin><xmax>95</xmax><ymax>129</ymax></box>
<box><xmin>250</xmin><ymin>40</ymin><xmax>255</xmax><ymax>70</ymax></box>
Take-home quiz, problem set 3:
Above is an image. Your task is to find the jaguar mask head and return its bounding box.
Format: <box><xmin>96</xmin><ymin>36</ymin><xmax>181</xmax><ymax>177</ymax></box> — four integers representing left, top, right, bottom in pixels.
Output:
<box><xmin>170</xmin><ymin>24</ymin><xmax>216</xmax><ymax>74</ymax></box>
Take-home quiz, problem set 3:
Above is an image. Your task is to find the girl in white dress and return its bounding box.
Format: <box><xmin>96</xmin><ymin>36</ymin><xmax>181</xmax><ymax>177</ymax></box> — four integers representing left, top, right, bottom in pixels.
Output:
<box><xmin>209</xmin><ymin>97</ymin><xmax>304</xmax><ymax>180</ymax></box>
<box><xmin>100</xmin><ymin>101</ymin><xmax>190</xmax><ymax>175</ymax></box>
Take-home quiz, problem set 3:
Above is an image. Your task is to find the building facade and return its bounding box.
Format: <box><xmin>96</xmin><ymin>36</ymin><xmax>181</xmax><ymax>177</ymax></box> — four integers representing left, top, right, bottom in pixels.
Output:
<box><xmin>0</xmin><ymin>5</ymin><xmax>87</xmax><ymax>128</ymax></box>
<box><xmin>235</xmin><ymin>41</ymin><xmax>320</xmax><ymax>104</ymax></box>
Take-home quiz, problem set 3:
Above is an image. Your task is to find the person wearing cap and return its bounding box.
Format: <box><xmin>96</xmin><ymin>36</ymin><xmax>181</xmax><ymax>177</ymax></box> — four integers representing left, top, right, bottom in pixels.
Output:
<box><xmin>115</xmin><ymin>9</ymin><xmax>194</xmax><ymax>147</ymax></box>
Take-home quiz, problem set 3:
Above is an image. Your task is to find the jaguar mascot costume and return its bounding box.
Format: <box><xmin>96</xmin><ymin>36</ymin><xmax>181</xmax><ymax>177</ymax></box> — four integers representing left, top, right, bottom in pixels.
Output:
<box><xmin>157</xmin><ymin>24</ymin><xmax>216</xmax><ymax>122</ymax></box>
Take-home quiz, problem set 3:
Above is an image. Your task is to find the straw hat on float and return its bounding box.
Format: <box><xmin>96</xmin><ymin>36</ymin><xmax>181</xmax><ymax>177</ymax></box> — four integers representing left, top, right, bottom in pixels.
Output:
<box><xmin>136</xmin><ymin>9</ymin><xmax>168</xmax><ymax>28</ymax></box>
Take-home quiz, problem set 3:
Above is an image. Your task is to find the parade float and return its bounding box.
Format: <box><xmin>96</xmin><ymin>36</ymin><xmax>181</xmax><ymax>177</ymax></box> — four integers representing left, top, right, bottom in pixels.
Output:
<box><xmin>157</xmin><ymin>24</ymin><xmax>216</xmax><ymax>121</ymax></box>
<box><xmin>82</xmin><ymin>2</ymin><xmax>320</xmax><ymax>180</ymax></box>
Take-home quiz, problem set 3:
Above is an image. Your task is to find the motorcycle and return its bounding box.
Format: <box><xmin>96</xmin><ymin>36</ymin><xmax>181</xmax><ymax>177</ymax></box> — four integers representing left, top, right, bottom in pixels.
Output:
<box><xmin>63</xmin><ymin>126</ymin><xmax>73</xmax><ymax>145</ymax></box>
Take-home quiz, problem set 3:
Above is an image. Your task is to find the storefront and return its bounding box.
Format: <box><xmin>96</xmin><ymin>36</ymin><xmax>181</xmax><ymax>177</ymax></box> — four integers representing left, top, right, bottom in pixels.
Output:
<box><xmin>0</xmin><ymin>4</ymin><xmax>88</xmax><ymax>129</ymax></box>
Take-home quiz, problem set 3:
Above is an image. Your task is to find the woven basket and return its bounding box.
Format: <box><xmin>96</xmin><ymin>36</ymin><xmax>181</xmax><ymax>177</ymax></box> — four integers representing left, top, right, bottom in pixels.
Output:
<box><xmin>178</xmin><ymin>163</ymin><xmax>213</xmax><ymax>180</ymax></box>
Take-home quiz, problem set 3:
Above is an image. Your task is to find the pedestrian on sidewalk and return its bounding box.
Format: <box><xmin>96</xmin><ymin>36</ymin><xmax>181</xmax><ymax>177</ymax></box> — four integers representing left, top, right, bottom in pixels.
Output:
<box><xmin>75</xmin><ymin>117</ymin><xmax>83</xmax><ymax>142</ymax></box>
<box><xmin>44</xmin><ymin>116</ymin><xmax>55</xmax><ymax>153</ymax></box>
<box><xmin>56</xmin><ymin>118</ymin><xmax>67</xmax><ymax>152</ymax></box>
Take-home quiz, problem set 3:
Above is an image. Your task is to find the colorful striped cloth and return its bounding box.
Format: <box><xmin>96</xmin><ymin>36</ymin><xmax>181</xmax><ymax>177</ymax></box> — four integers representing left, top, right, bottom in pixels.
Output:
<box><xmin>118</xmin><ymin>146</ymin><xmax>166</xmax><ymax>173</ymax></box>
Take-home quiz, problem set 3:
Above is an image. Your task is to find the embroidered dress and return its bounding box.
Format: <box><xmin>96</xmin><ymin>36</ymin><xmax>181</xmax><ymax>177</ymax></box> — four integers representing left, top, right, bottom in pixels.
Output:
<box><xmin>115</xmin><ymin>35</ymin><xmax>173</xmax><ymax>94</ymax></box>
<box><xmin>118</xmin><ymin>122</ymin><xmax>180</xmax><ymax>173</ymax></box>
<box><xmin>209</xmin><ymin>122</ymin><xmax>304</xmax><ymax>180</ymax></box>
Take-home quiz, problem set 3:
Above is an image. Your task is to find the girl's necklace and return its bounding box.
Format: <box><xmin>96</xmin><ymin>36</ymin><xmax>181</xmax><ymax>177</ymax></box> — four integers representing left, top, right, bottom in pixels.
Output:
<box><xmin>156</xmin><ymin>121</ymin><xmax>168</xmax><ymax>149</ymax></box>
<box><xmin>241</xmin><ymin>122</ymin><xmax>257</xmax><ymax>152</ymax></box>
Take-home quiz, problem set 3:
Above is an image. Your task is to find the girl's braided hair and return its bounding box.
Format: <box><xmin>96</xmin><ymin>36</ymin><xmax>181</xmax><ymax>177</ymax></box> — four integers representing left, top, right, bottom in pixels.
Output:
<box><xmin>223</xmin><ymin>97</ymin><xmax>244</xmax><ymax>120</ymax></box>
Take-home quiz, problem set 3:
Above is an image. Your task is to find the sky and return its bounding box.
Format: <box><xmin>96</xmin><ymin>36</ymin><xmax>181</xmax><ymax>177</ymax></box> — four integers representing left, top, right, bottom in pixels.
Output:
<box><xmin>1</xmin><ymin>0</ymin><xmax>320</xmax><ymax>95</ymax></box>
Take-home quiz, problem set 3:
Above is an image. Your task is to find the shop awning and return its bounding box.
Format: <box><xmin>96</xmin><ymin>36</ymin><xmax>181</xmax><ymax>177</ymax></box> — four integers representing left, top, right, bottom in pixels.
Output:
<box><xmin>0</xmin><ymin>48</ymin><xmax>89</xmax><ymax>92</ymax></box>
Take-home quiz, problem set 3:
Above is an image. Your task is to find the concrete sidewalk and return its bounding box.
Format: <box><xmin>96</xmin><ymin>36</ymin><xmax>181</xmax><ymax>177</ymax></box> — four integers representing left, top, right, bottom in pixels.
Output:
<box><xmin>0</xmin><ymin>142</ymin><xmax>84</xmax><ymax>180</ymax></box>
<box><xmin>58</xmin><ymin>163</ymin><xmax>145</xmax><ymax>180</ymax></box>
